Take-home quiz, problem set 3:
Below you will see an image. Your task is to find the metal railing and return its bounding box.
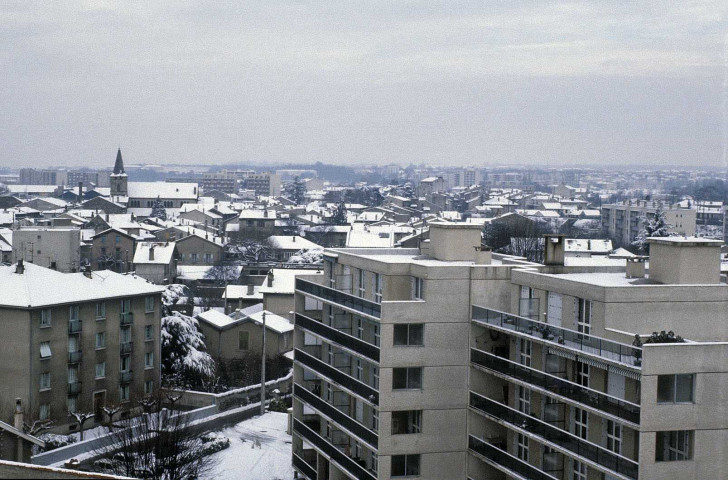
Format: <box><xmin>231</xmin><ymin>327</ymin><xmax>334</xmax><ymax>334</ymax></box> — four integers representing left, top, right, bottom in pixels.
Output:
<box><xmin>68</xmin><ymin>351</ymin><xmax>82</xmax><ymax>364</ymax></box>
<box><xmin>472</xmin><ymin>306</ymin><xmax>642</xmax><ymax>368</ymax></box>
<box><xmin>468</xmin><ymin>435</ymin><xmax>559</xmax><ymax>480</ymax></box>
<box><xmin>120</xmin><ymin>342</ymin><xmax>133</xmax><ymax>355</ymax></box>
<box><xmin>67</xmin><ymin>382</ymin><xmax>81</xmax><ymax>395</ymax></box>
<box><xmin>296</xmin><ymin>313</ymin><xmax>380</xmax><ymax>363</ymax></box>
<box><xmin>293</xmin><ymin>418</ymin><xmax>376</xmax><ymax>480</ymax></box>
<box><xmin>471</xmin><ymin>348</ymin><xmax>640</xmax><ymax>425</ymax></box>
<box><xmin>297</xmin><ymin>279</ymin><xmax>381</xmax><ymax>319</ymax></box>
<box><xmin>469</xmin><ymin>391</ymin><xmax>638</xmax><ymax>479</ymax></box>
<box><xmin>294</xmin><ymin>382</ymin><xmax>378</xmax><ymax>447</ymax></box>
<box><xmin>292</xmin><ymin>452</ymin><xmax>317</xmax><ymax>480</ymax></box>
<box><xmin>68</xmin><ymin>320</ymin><xmax>82</xmax><ymax>334</ymax></box>
<box><xmin>120</xmin><ymin>312</ymin><xmax>134</xmax><ymax>325</ymax></box>
<box><xmin>294</xmin><ymin>349</ymin><xmax>378</xmax><ymax>405</ymax></box>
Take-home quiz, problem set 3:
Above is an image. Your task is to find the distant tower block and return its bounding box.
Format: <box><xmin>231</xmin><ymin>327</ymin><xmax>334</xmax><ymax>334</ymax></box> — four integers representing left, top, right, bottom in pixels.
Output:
<box><xmin>110</xmin><ymin>148</ymin><xmax>128</xmax><ymax>197</ymax></box>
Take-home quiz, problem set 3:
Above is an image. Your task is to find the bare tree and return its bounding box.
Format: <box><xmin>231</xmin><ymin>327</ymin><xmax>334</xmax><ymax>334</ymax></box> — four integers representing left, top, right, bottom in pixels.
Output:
<box><xmin>102</xmin><ymin>405</ymin><xmax>122</xmax><ymax>432</ymax></box>
<box><xmin>70</xmin><ymin>411</ymin><xmax>94</xmax><ymax>441</ymax></box>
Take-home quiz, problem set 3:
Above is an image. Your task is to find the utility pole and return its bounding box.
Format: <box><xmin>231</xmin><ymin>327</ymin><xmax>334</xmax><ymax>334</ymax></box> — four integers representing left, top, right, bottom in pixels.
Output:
<box><xmin>259</xmin><ymin>311</ymin><xmax>267</xmax><ymax>416</ymax></box>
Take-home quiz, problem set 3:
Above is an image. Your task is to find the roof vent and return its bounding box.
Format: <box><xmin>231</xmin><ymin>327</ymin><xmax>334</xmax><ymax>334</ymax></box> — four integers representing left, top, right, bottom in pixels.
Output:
<box><xmin>15</xmin><ymin>259</ymin><xmax>24</xmax><ymax>274</ymax></box>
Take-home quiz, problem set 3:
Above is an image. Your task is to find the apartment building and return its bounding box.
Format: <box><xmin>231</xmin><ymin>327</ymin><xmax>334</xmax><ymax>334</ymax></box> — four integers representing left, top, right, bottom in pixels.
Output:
<box><xmin>291</xmin><ymin>222</ymin><xmax>535</xmax><ymax>480</ymax></box>
<box><xmin>12</xmin><ymin>228</ymin><xmax>81</xmax><ymax>273</ymax></box>
<box><xmin>0</xmin><ymin>261</ymin><xmax>164</xmax><ymax>432</ymax></box>
<box><xmin>467</xmin><ymin>236</ymin><xmax>728</xmax><ymax>480</ymax></box>
<box><xmin>244</xmin><ymin>172</ymin><xmax>282</xmax><ymax>197</ymax></box>
<box><xmin>600</xmin><ymin>201</ymin><xmax>696</xmax><ymax>247</ymax></box>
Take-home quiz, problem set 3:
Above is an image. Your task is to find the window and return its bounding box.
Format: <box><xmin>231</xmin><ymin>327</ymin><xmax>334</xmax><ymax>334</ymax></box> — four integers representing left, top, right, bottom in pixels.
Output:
<box><xmin>115</xmin><ymin>235</ymin><xmax>121</xmax><ymax>244</ymax></box>
<box><xmin>656</xmin><ymin>430</ymin><xmax>693</xmax><ymax>461</ymax></box>
<box><xmin>68</xmin><ymin>396</ymin><xmax>77</xmax><ymax>414</ymax></box>
<box><xmin>238</xmin><ymin>331</ymin><xmax>250</xmax><ymax>351</ymax></box>
<box><xmin>120</xmin><ymin>299</ymin><xmax>131</xmax><ymax>313</ymax></box>
<box><xmin>120</xmin><ymin>384</ymin><xmax>130</xmax><ymax>402</ymax></box>
<box><xmin>145</xmin><ymin>380</ymin><xmax>154</xmax><ymax>395</ymax></box>
<box><xmin>577</xmin><ymin>298</ymin><xmax>591</xmax><ymax>339</ymax></box>
<box><xmin>517</xmin><ymin>386</ymin><xmax>531</xmax><ymax>414</ymax></box>
<box><xmin>607</xmin><ymin>420</ymin><xmax>622</xmax><ymax>454</ymax></box>
<box><xmin>573</xmin><ymin>407</ymin><xmax>588</xmax><ymax>439</ymax></box>
<box><xmin>96</xmin><ymin>302</ymin><xmax>106</xmax><ymax>319</ymax></box>
<box><xmin>39</xmin><ymin>372</ymin><xmax>51</xmax><ymax>391</ymax></box>
<box><xmin>392</xmin><ymin>367</ymin><xmax>422</xmax><ymax>390</ymax></box>
<box><xmin>575</xmin><ymin>361</ymin><xmax>590</xmax><ymax>388</ymax></box>
<box><xmin>68</xmin><ymin>335</ymin><xmax>79</xmax><ymax>353</ymax></box>
<box><xmin>412</xmin><ymin>277</ymin><xmax>424</xmax><ymax>300</ymax></box>
<box><xmin>145</xmin><ymin>351</ymin><xmax>154</xmax><ymax>369</ymax></box>
<box><xmin>372</xmin><ymin>366</ymin><xmax>379</xmax><ymax>390</ymax></box>
<box><xmin>96</xmin><ymin>361</ymin><xmax>106</xmax><ymax>379</ymax></box>
<box><xmin>393</xmin><ymin>324</ymin><xmax>424</xmax><ymax>346</ymax></box>
<box><xmin>39</xmin><ymin>404</ymin><xmax>50</xmax><ymax>420</ymax></box>
<box><xmin>358</xmin><ymin>269</ymin><xmax>366</xmax><ymax>298</ymax></box>
<box><xmin>145</xmin><ymin>296</ymin><xmax>155</xmax><ymax>312</ymax></box>
<box><xmin>95</xmin><ymin>332</ymin><xmax>106</xmax><ymax>349</ymax></box>
<box><xmin>205</xmin><ymin>253</ymin><xmax>213</xmax><ymax>263</ymax></box>
<box><xmin>517</xmin><ymin>433</ymin><xmax>529</xmax><ymax>462</ymax></box>
<box><xmin>190</xmin><ymin>253</ymin><xmax>198</xmax><ymax>263</ymax></box>
<box><xmin>391</xmin><ymin>454</ymin><xmax>420</xmax><ymax>477</ymax></box>
<box><xmin>40</xmin><ymin>309</ymin><xmax>51</xmax><ymax>327</ymax></box>
<box><xmin>40</xmin><ymin>341</ymin><xmax>51</xmax><ymax>359</ymax></box>
<box><xmin>69</xmin><ymin>305</ymin><xmax>80</xmax><ymax>321</ymax></box>
<box><xmin>120</xmin><ymin>355</ymin><xmax>131</xmax><ymax>372</ymax></box>
<box><xmin>572</xmin><ymin>460</ymin><xmax>587</xmax><ymax>480</ymax></box>
<box><xmin>657</xmin><ymin>374</ymin><xmax>695</xmax><ymax>403</ymax></box>
<box><xmin>519</xmin><ymin>338</ymin><xmax>532</xmax><ymax>367</ymax></box>
<box><xmin>101</xmin><ymin>236</ymin><xmax>106</xmax><ymax>244</ymax></box>
<box><xmin>145</xmin><ymin>325</ymin><xmax>154</xmax><ymax>341</ymax></box>
<box><xmin>372</xmin><ymin>409</ymin><xmax>379</xmax><ymax>432</ymax></box>
<box><xmin>391</xmin><ymin>410</ymin><xmax>422</xmax><ymax>434</ymax></box>
<box><xmin>120</xmin><ymin>326</ymin><xmax>131</xmax><ymax>343</ymax></box>
<box><xmin>374</xmin><ymin>273</ymin><xmax>382</xmax><ymax>303</ymax></box>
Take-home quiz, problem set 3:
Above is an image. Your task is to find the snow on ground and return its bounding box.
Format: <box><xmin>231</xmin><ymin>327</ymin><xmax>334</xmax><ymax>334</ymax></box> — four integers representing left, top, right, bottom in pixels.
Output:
<box><xmin>203</xmin><ymin>412</ymin><xmax>294</xmax><ymax>480</ymax></box>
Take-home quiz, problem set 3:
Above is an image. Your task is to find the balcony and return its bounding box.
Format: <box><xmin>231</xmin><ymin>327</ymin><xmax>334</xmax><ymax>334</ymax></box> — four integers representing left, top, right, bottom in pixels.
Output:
<box><xmin>468</xmin><ymin>435</ymin><xmax>558</xmax><ymax>480</ymax></box>
<box><xmin>292</xmin><ymin>452</ymin><xmax>317</xmax><ymax>480</ymax></box>
<box><xmin>120</xmin><ymin>312</ymin><xmax>134</xmax><ymax>325</ymax></box>
<box><xmin>294</xmin><ymin>349</ymin><xmax>378</xmax><ymax>405</ymax></box>
<box><xmin>68</xmin><ymin>320</ymin><xmax>82</xmax><ymax>334</ymax></box>
<box><xmin>471</xmin><ymin>348</ymin><xmax>640</xmax><ymax>426</ymax></box>
<box><xmin>120</xmin><ymin>342</ymin><xmax>133</xmax><ymax>355</ymax></box>
<box><xmin>120</xmin><ymin>371</ymin><xmax>133</xmax><ymax>383</ymax></box>
<box><xmin>293</xmin><ymin>418</ymin><xmax>376</xmax><ymax>480</ymax></box>
<box><xmin>67</xmin><ymin>382</ymin><xmax>82</xmax><ymax>395</ymax></box>
<box><xmin>472</xmin><ymin>306</ymin><xmax>642</xmax><ymax>368</ymax></box>
<box><xmin>469</xmin><ymin>391</ymin><xmax>638</xmax><ymax>480</ymax></box>
<box><xmin>296</xmin><ymin>278</ymin><xmax>381</xmax><ymax>319</ymax></box>
<box><xmin>68</xmin><ymin>351</ymin><xmax>82</xmax><ymax>364</ymax></box>
<box><xmin>294</xmin><ymin>382</ymin><xmax>378</xmax><ymax>448</ymax></box>
<box><xmin>296</xmin><ymin>313</ymin><xmax>380</xmax><ymax>363</ymax></box>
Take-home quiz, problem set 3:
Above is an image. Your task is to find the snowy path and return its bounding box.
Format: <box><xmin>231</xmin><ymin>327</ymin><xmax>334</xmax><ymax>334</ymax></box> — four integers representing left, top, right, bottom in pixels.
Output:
<box><xmin>203</xmin><ymin>412</ymin><xmax>294</xmax><ymax>480</ymax></box>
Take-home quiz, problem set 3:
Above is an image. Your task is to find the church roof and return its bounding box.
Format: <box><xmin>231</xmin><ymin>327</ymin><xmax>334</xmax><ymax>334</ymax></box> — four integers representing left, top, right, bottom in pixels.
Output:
<box><xmin>112</xmin><ymin>148</ymin><xmax>126</xmax><ymax>175</ymax></box>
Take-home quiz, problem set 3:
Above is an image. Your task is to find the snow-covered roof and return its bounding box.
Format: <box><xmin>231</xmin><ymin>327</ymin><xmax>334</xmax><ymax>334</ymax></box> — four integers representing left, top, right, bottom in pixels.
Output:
<box><xmin>223</xmin><ymin>284</ymin><xmax>263</xmax><ymax>300</ymax></box>
<box><xmin>6</xmin><ymin>185</ymin><xmax>59</xmax><ymax>194</ymax></box>
<box><xmin>179</xmin><ymin>205</ymin><xmax>223</xmax><ymax>218</ymax></box>
<box><xmin>132</xmin><ymin>242</ymin><xmax>176</xmax><ymax>264</ymax></box>
<box><xmin>565</xmin><ymin>239</ymin><xmax>613</xmax><ymax>254</ymax></box>
<box><xmin>197</xmin><ymin>309</ymin><xmax>237</xmax><ymax>329</ymax></box>
<box><xmin>267</xmin><ymin>235</ymin><xmax>321</xmax><ymax>251</ymax></box>
<box><xmin>259</xmin><ymin>268</ymin><xmax>323</xmax><ymax>295</ymax></box>
<box><xmin>176</xmin><ymin>264</ymin><xmax>242</xmax><ymax>281</ymax></box>
<box><xmin>0</xmin><ymin>262</ymin><xmax>164</xmax><ymax>308</ymax></box>
<box><xmin>239</xmin><ymin>209</ymin><xmax>277</xmax><ymax>219</ymax></box>
<box><xmin>247</xmin><ymin>310</ymin><xmax>293</xmax><ymax>334</ymax></box>
<box><xmin>127</xmin><ymin>182</ymin><xmax>198</xmax><ymax>199</ymax></box>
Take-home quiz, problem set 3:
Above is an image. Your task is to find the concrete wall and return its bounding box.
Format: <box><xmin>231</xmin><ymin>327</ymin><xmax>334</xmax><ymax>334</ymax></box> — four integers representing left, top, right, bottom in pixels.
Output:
<box><xmin>13</xmin><ymin>229</ymin><xmax>81</xmax><ymax>273</ymax></box>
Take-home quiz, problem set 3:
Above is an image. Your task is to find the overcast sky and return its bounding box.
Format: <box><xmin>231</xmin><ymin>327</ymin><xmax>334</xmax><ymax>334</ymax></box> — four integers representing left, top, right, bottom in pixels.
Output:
<box><xmin>2</xmin><ymin>1</ymin><xmax>727</xmax><ymax>168</ymax></box>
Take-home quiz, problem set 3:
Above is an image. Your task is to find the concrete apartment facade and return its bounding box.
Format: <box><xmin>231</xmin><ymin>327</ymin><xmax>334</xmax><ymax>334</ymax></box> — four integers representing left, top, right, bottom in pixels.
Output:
<box><xmin>291</xmin><ymin>222</ymin><xmax>535</xmax><ymax>480</ymax></box>
<box><xmin>0</xmin><ymin>262</ymin><xmax>163</xmax><ymax>432</ymax></box>
<box><xmin>12</xmin><ymin>228</ymin><xmax>81</xmax><ymax>273</ymax></box>
<box><xmin>600</xmin><ymin>201</ymin><xmax>696</xmax><ymax>247</ymax></box>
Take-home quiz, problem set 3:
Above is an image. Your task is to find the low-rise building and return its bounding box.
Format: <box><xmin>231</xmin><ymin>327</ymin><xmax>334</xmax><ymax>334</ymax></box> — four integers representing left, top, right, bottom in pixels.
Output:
<box><xmin>132</xmin><ymin>242</ymin><xmax>177</xmax><ymax>284</ymax></box>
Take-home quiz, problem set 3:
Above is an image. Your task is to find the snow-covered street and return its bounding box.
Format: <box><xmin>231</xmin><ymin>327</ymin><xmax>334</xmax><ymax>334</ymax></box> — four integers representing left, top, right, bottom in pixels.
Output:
<box><xmin>203</xmin><ymin>412</ymin><xmax>294</xmax><ymax>480</ymax></box>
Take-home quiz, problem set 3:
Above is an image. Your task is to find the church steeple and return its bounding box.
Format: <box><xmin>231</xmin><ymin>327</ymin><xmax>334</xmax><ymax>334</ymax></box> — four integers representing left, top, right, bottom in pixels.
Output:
<box><xmin>113</xmin><ymin>148</ymin><xmax>125</xmax><ymax>175</ymax></box>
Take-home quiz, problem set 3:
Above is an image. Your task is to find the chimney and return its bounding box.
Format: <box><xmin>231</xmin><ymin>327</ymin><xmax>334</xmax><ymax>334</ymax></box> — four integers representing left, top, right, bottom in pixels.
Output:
<box><xmin>625</xmin><ymin>257</ymin><xmax>646</xmax><ymax>279</ymax></box>
<box><xmin>544</xmin><ymin>235</ymin><xmax>565</xmax><ymax>266</ymax></box>
<box><xmin>78</xmin><ymin>181</ymin><xmax>83</xmax><ymax>201</ymax></box>
<box><xmin>14</xmin><ymin>398</ymin><xmax>23</xmax><ymax>431</ymax></box>
<box><xmin>149</xmin><ymin>245</ymin><xmax>155</xmax><ymax>261</ymax></box>
<box><xmin>15</xmin><ymin>259</ymin><xmax>24</xmax><ymax>274</ymax></box>
<box><xmin>267</xmin><ymin>270</ymin><xmax>274</xmax><ymax>287</ymax></box>
<box><xmin>264</xmin><ymin>210</ymin><xmax>268</xmax><ymax>218</ymax></box>
<box><xmin>83</xmin><ymin>264</ymin><xmax>92</xmax><ymax>278</ymax></box>
<box><xmin>247</xmin><ymin>284</ymin><xmax>254</xmax><ymax>295</ymax></box>
<box><xmin>292</xmin><ymin>236</ymin><xmax>296</xmax><ymax>243</ymax></box>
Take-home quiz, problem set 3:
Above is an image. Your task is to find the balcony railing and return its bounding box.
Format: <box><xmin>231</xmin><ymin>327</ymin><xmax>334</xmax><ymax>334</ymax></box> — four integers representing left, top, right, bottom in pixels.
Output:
<box><xmin>120</xmin><ymin>312</ymin><xmax>134</xmax><ymax>325</ymax></box>
<box><xmin>469</xmin><ymin>391</ymin><xmax>638</xmax><ymax>480</ymax></box>
<box><xmin>293</xmin><ymin>418</ymin><xmax>376</xmax><ymax>480</ymax></box>
<box><xmin>294</xmin><ymin>349</ymin><xmax>378</xmax><ymax>405</ymax></box>
<box><xmin>67</xmin><ymin>382</ymin><xmax>82</xmax><ymax>395</ymax></box>
<box><xmin>468</xmin><ymin>435</ymin><xmax>558</xmax><ymax>480</ymax></box>
<box><xmin>471</xmin><ymin>348</ymin><xmax>640</xmax><ymax>425</ymax></box>
<box><xmin>292</xmin><ymin>452</ymin><xmax>317</xmax><ymax>480</ymax></box>
<box><xmin>68</xmin><ymin>320</ymin><xmax>82</xmax><ymax>334</ymax></box>
<box><xmin>120</xmin><ymin>371</ymin><xmax>133</xmax><ymax>383</ymax></box>
<box><xmin>68</xmin><ymin>351</ymin><xmax>82</xmax><ymax>364</ymax></box>
<box><xmin>472</xmin><ymin>306</ymin><xmax>642</xmax><ymax>368</ymax></box>
<box><xmin>297</xmin><ymin>279</ymin><xmax>381</xmax><ymax>319</ymax></box>
<box><xmin>294</xmin><ymin>382</ymin><xmax>378</xmax><ymax>448</ymax></box>
<box><xmin>120</xmin><ymin>342</ymin><xmax>133</xmax><ymax>355</ymax></box>
<box><xmin>296</xmin><ymin>313</ymin><xmax>380</xmax><ymax>363</ymax></box>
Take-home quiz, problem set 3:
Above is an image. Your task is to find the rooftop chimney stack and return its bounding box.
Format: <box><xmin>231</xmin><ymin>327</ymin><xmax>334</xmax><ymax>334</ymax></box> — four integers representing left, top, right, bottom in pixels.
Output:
<box><xmin>14</xmin><ymin>398</ymin><xmax>23</xmax><ymax>431</ymax></box>
<box><xmin>15</xmin><ymin>259</ymin><xmax>24</xmax><ymax>275</ymax></box>
<box><xmin>626</xmin><ymin>257</ymin><xmax>646</xmax><ymax>279</ymax></box>
<box><xmin>78</xmin><ymin>182</ymin><xmax>83</xmax><ymax>202</ymax></box>
<box><xmin>544</xmin><ymin>235</ymin><xmax>565</xmax><ymax>266</ymax></box>
<box><xmin>247</xmin><ymin>284</ymin><xmax>255</xmax><ymax>295</ymax></box>
<box><xmin>149</xmin><ymin>245</ymin><xmax>155</xmax><ymax>261</ymax></box>
<box><xmin>267</xmin><ymin>271</ymin><xmax>274</xmax><ymax>288</ymax></box>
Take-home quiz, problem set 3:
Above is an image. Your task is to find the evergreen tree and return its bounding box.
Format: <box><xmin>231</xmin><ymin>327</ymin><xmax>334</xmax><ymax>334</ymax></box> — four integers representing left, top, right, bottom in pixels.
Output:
<box><xmin>330</xmin><ymin>201</ymin><xmax>348</xmax><ymax>225</ymax></box>
<box><xmin>150</xmin><ymin>196</ymin><xmax>167</xmax><ymax>221</ymax></box>
<box><xmin>284</xmin><ymin>176</ymin><xmax>306</xmax><ymax>205</ymax></box>
<box><xmin>632</xmin><ymin>208</ymin><xmax>672</xmax><ymax>253</ymax></box>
